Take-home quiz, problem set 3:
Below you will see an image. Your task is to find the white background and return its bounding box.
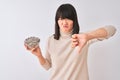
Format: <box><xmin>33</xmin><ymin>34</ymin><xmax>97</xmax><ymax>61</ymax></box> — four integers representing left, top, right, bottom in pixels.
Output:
<box><xmin>0</xmin><ymin>0</ymin><xmax>120</xmax><ymax>80</ymax></box>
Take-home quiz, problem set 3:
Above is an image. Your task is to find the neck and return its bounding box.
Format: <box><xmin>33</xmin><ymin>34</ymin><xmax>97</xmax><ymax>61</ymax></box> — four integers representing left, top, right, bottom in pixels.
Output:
<box><xmin>60</xmin><ymin>30</ymin><xmax>73</xmax><ymax>38</ymax></box>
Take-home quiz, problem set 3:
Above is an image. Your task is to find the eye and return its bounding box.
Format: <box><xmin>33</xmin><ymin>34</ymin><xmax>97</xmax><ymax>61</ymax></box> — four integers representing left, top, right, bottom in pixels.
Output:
<box><xmin>58</xmin><ymin>18</ymin><xmax>63</xmax><ymax>20</ymax></box>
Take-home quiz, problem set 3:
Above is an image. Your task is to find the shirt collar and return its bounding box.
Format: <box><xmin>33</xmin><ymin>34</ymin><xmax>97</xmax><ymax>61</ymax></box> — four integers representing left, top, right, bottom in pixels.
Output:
<box><xmin>60</xmin><ymin>30</ymin><xmax>73</xmax><ymax>39</ymax></box>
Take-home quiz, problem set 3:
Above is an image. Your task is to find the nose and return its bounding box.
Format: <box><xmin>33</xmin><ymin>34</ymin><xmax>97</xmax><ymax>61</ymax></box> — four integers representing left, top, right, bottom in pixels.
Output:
<box><xmin>62</xmin><ymin>19</ymin><xmax>68</xmax><ymax>25</ymax></box>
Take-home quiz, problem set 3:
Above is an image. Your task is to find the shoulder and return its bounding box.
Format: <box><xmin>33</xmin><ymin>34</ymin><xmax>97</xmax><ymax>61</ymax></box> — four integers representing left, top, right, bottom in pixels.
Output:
<box><xmin>45</xmin><ymin>34</ymin><xmax>55</xmax><ymax>49</ymax></box>
<box><xmin>46</xmin><ymin>34</ymin><xmax>55</xmax><ymax>44</ymax></box>
<box><xmin>47</xmin><ymin>34</ymin><xmax>54</xmax><ymax>41</ymax></box>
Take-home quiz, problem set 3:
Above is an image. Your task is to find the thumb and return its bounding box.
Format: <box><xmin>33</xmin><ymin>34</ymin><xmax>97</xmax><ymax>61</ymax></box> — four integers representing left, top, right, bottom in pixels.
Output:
<box><xmin>77</xmin><ymin>44</ymin><xmax>84</xmax><ymax>53</ymax></box>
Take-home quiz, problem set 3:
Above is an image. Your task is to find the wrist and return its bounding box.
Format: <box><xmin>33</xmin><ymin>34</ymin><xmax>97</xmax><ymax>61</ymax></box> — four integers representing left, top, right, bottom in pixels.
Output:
<box><xmin>85</xmin><ymin>33</ymin><xmax>95</xmax><ymax>41</ymax></box>
<box><xmin>36</xmin><ymin>53</ymin><xmax>43</xmax><ymax>58</ymax></box>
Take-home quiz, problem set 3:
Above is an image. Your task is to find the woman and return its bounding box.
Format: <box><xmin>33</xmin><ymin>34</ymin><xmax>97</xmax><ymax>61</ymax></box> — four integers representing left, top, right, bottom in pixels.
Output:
<box><xmin>25</xmin><ymin>3</ymin><xmax>116</xmax><ymax>80</ymax></box>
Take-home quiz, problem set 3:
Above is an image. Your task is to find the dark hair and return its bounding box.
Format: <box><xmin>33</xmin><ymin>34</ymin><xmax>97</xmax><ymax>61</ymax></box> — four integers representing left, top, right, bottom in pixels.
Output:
<box><xmin>54</xmin><ymin>3</ymin><xmax>80</xmax><ymax>40</ymax></box>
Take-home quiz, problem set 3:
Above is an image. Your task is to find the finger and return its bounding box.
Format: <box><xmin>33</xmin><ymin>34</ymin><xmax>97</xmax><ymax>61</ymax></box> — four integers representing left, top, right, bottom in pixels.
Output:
<box><xmin>78</xmin><ymin>42</ymin><xmax>86</xmax><ymax>53</ymax></box>
<box><xmin>71</xmin><ymin>35</ymin><xmax>79</xmax><ymax>42</ymax></box>
<box><xmin>31</xmin><ymin>46</ymin><xmax>40</xmax><ymax>53</ymax></box>
<box><xmin>71</xmin><ymin>41</ymin><xmax>79</xmax><ymax>48</ymax></box>
<box><xmin>72</xmin><ymin>44</ymin><xmax>77</xmax><ymax>48</ymax></box>
<box><xmin>24</xmin><ymin>44</ymin><xmax>28</xmax><ymax>49</ymax></box>
<box><xmin>24</xmin><ymin>45</ymin><xmax>30</xmax><ymax>50</ymax></box>
<box><xmin>31</xmin><ymin>47</ymin><xmax>36</xmax><ymax>52</ymax></box>
<box><xmin>72</xmin><ymin>34</ymin><xmax>78</xmax><ymax>38</ymax></box>
<box><xmin>71</xmin><ymin>38</ymin><xmax>78</xmax><ymax>42</ymax></box>
<box><xmin>72</xmin><ymin>40</ymin><xmax>79</xmax><ymax>44</ymax></box>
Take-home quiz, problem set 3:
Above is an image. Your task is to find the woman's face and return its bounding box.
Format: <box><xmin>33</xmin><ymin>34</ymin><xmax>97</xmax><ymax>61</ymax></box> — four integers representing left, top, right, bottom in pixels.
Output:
<box><xmin>58</xmin><ymin>18</ymin><xmax>73</xmax><ymax>33</ymax></box>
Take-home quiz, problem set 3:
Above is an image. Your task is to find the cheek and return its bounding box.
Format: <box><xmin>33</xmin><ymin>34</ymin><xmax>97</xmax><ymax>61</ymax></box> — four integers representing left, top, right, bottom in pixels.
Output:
<box><xmin>58</xmin><ymin>20</ymin><xmax>62</xmax><ymax>26</ymax></box>
<box><xmin>70</xmin><ymin>22</ymin><xmax>73</xmax><ymax>29</ymax></box>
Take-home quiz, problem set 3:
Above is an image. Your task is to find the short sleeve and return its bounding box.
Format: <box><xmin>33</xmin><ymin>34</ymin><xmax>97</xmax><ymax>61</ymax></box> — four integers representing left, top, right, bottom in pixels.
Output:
<box><xmin>103</xmin><ymin>25</ymin><xmax>116</xmax><ymax>39</ymax></box>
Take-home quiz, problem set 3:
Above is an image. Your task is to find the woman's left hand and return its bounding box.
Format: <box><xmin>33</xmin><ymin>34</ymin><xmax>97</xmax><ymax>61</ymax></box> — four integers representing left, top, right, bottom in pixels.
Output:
<box><xmin>71</xmin><ymin>33</ymin><xmax>89</xmax><ymax>53</ymax></box>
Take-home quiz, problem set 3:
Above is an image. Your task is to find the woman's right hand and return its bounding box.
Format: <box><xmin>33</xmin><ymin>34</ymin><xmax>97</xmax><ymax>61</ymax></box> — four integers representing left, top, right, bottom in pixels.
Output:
<box><xmin>24</xmin><ymin>44</ymin><xmax>42</xmax><ymax>57</ymax></box>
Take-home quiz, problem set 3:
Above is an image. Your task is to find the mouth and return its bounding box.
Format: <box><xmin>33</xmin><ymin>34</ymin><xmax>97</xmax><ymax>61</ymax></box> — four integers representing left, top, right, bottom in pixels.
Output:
<box><xmin>63</xmin><ymin>26</ymin><xmax>68</xmax><ymax>28</ymax></box>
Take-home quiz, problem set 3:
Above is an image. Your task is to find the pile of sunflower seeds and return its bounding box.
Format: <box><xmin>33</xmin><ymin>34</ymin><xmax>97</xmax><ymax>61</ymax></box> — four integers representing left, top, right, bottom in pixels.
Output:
<box><xmin>24</xmin><ymin>36</ymin><xmax>40</xmax><ymax>49</ymax></box>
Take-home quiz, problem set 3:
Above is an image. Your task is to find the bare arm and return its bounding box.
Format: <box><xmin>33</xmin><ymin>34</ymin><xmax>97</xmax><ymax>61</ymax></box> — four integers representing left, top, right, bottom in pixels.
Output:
<box><xmin>25</xmin><ymin>45</ymin><xmax>46</xmax><ymax>65</ymax></box>
<box><xmin>32</xmin><ymin>47</ymin><xmax>46</xmax><ymax>65</ymax></box>
<box><xmin>86</xmin><ymin>27</ymin><xmax>108</xmax><ymax>40</ymax></box>
<box><xmin>86</xmin><ymin>25</ymin><xmax>116</xmax><ymax>40</ymax></box>
<box><xmin>25</xmin><ymin>44</ymin><xmax>51</xmax><ymax>70</ymax></box>
<box><xmin>71</xmin><ymin>25</ymin><xmax>116</xmax><ymax>52</ymax></box>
